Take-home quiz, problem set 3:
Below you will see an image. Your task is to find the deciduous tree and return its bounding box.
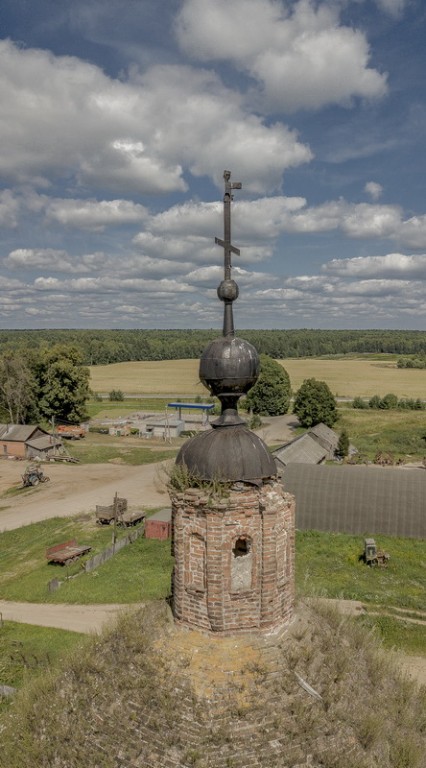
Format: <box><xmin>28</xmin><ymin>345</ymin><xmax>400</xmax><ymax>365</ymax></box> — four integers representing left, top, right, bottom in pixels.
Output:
<box><xmin>34</xmin><ymin>345</ymin><xmax>90</xmax><ymax>424</ymax></box>
<box><xmin>0</xmin><ymin>353</ymin><xmax>38</xmax><ymax>424</ymax></box>
<box><xmin>293</xmin><ymin>378</ymin><xmax>338</xmax><ymax>428</ymax></box>
<box><xmin>245</xmin><ymin>354</ymin><xmax>291</xmax><ymax>416</ymax></box>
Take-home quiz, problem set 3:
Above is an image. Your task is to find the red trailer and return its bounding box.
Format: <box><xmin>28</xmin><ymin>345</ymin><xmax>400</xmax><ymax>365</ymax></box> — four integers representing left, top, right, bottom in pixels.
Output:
<box><xmin>46</xmin><ymin>539</ymin><xmax>92</xmax><ymax>566</ymax></box>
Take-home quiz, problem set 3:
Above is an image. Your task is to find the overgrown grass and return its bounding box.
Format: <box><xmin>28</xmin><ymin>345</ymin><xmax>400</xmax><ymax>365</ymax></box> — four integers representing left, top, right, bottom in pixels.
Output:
<box><xmin>338</xmin><ymin>406</ymin><xmax>426</xmax><ymax>460</ymax></box>
<box><xmin>0</xmin><ymin>621</ymin><xmax>86</xmax><ymax>696</ymax></box>
<box><xmin>1</xmin><ymin>603</ymin><xmax>425</xmax><ymax>768</ymax></box>
<box><xmin>357</xmin><ymin>614</ymin><xmax>426</xmax><ymax>656</ymax></box>
<box><xmin>296</xmin><ymin>530</ymin><xmax>426</xmax><ymax>612</ymax></box>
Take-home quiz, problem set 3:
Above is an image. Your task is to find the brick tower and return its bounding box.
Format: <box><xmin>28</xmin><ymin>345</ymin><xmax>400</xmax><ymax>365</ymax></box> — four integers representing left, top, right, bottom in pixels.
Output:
<box><xmin>170</xmin><ymin>171</ymin><xmax>295</xmax><ymax>634</ymax></box>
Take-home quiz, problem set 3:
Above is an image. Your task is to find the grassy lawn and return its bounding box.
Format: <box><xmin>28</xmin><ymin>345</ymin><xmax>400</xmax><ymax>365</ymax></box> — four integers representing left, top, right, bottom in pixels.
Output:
<box><xmin>64</xmin><ymin>431</ymin><xmax>178</xmax><ymax>464</ymax></box>
<box><xmin>356</xmin><ymin>614</ymin><xmax>426</xmax><ymax>656</ymax></box>
<box><xmin>1</xmin><ymin>515</ymin><xmax>424</xmax><ymax>655</ymax></box>
<box><xmin>0</xmin><ymin>514</ymin><xmax>151</xmax><ymax>603</ymax></box>
<box><xmin>0</xmin><ymin>521</ymin><xmax>424</xmax><ymax>710</ymax></box>
<box><xmin>296</xmin><ymin>530</ymin><xmax>426</xmax><ymax>611</ymax></box>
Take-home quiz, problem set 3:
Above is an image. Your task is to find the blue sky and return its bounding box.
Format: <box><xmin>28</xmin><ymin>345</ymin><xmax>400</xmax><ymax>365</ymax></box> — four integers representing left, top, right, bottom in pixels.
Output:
<box><xmin>1</xmin><ymin>0</ymin><xmax>426</xmax><ymax>330</ymax></box>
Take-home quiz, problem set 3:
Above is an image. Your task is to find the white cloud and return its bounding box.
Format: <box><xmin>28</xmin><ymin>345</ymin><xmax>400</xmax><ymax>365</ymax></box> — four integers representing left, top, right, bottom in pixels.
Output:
<box><xmin>176</xmin><ymin>0</ymin><xmax>388</xmax><ymax>112</ymax></box>
<box><xmin>398</xmin><ymin>215</ymin><xmax>426</xmax><ymax>250</ymax></box>
<box><xmin>0</xmin><ymin>189</ymin><xmax>20</xmax><ymax>227</ymax></box>
<box><xmin>340</xmin><ymin>203</ymin><xmax>401</xmax><ymax>238</ymax></box>
<box><xmin>365</xmin><ymin>181</ymin><xmax>383</xmax><ymax>201</ymax></box>
<box><xmin>0</xmin><ymin>40</ymin><xmax>311</xmax><ymax>195</ymax></box>
<box><xmin>374</xmin><ymin>0</ymin><xmax>406</xmax><ymax>18</ymax></box>
<box><xmin>44</xmin><ymin>198</ymin><xmax>148</xmax><ymax>231</ymax></box>
<box><xmin>5</xmin><ymin>248</ymin><xmax>74</xmax><ymax>272</ymax></box>
<box><xmin>324</xmin><ymin>253</ymin><xmax>426</xmax><ymax>279</ymax></box>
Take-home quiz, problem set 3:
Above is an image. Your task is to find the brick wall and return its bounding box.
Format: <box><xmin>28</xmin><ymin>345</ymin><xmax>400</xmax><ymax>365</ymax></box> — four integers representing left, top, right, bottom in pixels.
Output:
<box><xmin>170</xmin><ymin>480</ymin><xmax>295</xmax><ymax>634</ymax></box>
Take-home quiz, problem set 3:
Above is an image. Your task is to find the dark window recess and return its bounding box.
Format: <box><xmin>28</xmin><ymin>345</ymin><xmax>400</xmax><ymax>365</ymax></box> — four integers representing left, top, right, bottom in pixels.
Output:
<box><xmin>233</xmin><ymin>538</ymin><xmax>250</xmax><ymax>557</ymax></box>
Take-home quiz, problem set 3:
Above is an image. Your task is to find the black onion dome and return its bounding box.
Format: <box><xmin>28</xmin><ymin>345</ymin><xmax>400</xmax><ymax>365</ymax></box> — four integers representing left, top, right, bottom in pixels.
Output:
<box><xmin>175</xmin><ymin>426</ymin><xmax>276</xmax><ymax>484</ymax></box>
<box><xmin>199</xmin><ymin>336</ymin><xmax>259</xmax><ymax>397</ymax></box>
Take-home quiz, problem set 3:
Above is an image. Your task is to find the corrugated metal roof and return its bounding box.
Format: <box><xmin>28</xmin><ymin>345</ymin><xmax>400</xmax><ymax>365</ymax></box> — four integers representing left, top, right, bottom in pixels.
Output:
<box><xmin>309</xmin><ymin>423</ymin><xmax>339</xmax><ymax>454</ymax></box>
<box><xmin>148</xmin><ymin>508</ymin><xmax>172</xmax><ymax>522</ymax></box>
<box><xmin>282</xmin><ymin>464</ymin><xmax>426</xmax><ymax>539</ymax></box>
<box><xmin>26</xmin><ymin>435</ymin><xmax>62</xmax><ymax>450</ymax></box>
<box><xmin>0</xmin><ymin>424</ymin><xmax>41</xmax><ymax>442</ymax></box>
<box><xmin>273</xmin><ymin>434</ymin><xmax>327</xmax><ymax>467</ymax></box>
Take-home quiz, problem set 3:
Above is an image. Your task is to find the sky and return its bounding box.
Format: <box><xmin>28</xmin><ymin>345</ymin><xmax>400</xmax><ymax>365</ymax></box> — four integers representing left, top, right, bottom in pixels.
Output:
<box><xmin>1</xmin><ymin>0</ymin><xmax>426</xmax><ymax>331</ymax></box>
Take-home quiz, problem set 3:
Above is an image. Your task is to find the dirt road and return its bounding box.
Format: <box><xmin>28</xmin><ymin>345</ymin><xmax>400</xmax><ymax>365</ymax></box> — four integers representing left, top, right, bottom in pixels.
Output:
<box><xmin>0</xmin><ymin>600</ymin><xmax>133</xmax><ymax>634</ymax></box>
<box><xmin>0</xmin><ymin>459</ymin><xmax>170</xmax><ymax>532</ymax></box>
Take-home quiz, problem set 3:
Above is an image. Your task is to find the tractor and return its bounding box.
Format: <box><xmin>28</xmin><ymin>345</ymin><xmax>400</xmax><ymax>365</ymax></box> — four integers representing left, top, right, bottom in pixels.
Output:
<box><xmin>361</xmin><ymin>537</ymin><xmax>390</xmax><ymax>567</ymax></box>
<box><xmin>21</xmin><ymin>464</ymin><xmax>50</xmax><ymax>488</ymax></box>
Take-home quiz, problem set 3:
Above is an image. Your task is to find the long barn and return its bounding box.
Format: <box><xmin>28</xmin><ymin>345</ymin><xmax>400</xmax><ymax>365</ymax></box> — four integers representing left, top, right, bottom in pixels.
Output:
<box><xmin>281</xmin><ymin>464</ymin><xmax>425</xmax><ymax>539</ymax></box>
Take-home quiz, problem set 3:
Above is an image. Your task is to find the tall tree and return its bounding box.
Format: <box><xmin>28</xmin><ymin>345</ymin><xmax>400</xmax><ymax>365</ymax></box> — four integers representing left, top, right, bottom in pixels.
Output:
<box><xmin>245</xmin><ymin>354</ymin><xmax>291</xmax><ymax>416</ymax></box>
<box><xmin>336</xmin><ymin>429</ymin><xmax>350</xmax><ymax>458</ymax></box>
<box><xmin>293</xmin><ymin>378</ymin><xmax>338</xmax><ymax>428</ymax></box>
<box><xmin>34</xmin><ymin>345</ymin><xmax>91</xmax><ymax>424</ymax></box>
<box><xmin>0</xmin><ymin>353</ymin><xmax>38</xmax><ymax>424</ymax></box>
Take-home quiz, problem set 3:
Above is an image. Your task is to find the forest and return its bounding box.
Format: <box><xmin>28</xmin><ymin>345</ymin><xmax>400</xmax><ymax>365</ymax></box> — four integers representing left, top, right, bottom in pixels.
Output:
<box><xmin>0</xmin><ymin>328</ymin><xmax>425</xmax><ymax>365</ymax></box>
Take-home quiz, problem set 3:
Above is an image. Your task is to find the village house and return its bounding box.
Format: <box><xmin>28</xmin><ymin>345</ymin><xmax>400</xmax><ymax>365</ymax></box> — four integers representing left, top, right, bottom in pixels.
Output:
<box><xmin>0</xmin><ymin>424</ymin><xmax>62</xmax><ymax>460</ymax></box>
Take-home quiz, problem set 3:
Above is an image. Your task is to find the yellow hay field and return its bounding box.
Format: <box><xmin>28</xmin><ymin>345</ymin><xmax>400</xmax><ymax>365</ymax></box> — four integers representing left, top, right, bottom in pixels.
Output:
<box><xmin>89</xmin><ymin>358</ymin><xmax>426</xmax><ymax>399</ymax></box>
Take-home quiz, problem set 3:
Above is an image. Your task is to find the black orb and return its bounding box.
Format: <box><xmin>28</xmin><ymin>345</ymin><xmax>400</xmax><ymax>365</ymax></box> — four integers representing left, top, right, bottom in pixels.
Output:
<box><xmin>217</xmin><ymin>279</ymin><xmax>239</xmax><ymax>302</ymax></box>
<box><xmin>199</xmin><ymin>336</ymin><xmax>259</xmax><ymax>396</ymax></box>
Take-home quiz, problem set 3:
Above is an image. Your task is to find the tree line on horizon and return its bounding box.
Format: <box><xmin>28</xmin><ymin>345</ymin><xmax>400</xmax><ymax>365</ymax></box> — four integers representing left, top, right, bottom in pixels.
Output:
<box><xmin>0</xmin><ymin>328</ymin><xmax>424</xmax><ymax>365</ymax></box>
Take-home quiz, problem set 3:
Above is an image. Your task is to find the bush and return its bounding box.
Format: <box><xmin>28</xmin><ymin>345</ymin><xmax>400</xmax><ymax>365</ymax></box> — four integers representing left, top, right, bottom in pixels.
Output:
<box><xmin>352</xmin><ymin>397</ymin><xmax>369</xmax><ymax>409</ymax></box>
<box><xmin>380</xmin><ymin>393</ymin><xmax>399</xmax><ymax>410</ymax></box>
<box><xmin>109</xmin><ymin>389</ymin><xmax>124</xmax><ymax>401</ymax></box>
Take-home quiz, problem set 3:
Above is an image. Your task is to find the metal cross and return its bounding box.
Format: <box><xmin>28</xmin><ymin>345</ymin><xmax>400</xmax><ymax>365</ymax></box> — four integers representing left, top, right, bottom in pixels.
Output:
<box><xmin>215</xmin><ymin>170</ymin><xmax>242</xmax><ymax>281</ymax></box>
<box><xmin>215</xmin><ymin>171</ymin><xmax>242</xmax><ymax>336</ymax></box>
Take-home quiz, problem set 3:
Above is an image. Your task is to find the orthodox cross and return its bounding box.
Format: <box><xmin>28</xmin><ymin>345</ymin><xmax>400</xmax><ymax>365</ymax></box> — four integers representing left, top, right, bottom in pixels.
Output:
<box><xmin>215</xmin><ymin>170</ymin><xmax>242</xmax><ymax>336</ymax></box>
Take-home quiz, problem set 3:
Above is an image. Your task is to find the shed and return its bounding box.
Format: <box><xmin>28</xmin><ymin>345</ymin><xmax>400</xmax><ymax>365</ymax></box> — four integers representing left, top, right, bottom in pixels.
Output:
<box><xmin>143</xmin><ymin>418</ymin><xmax>184</xmax><ymax>439</ymax></box>
<box><xmin>145</xmin><ymin>508</ymin><xmax>172</xmax><ymax>540</ymax></box>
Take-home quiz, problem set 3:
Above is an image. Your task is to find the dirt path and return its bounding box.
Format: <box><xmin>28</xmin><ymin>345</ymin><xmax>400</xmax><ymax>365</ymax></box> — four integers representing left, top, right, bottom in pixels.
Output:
<box><xmin>0</xmin><ymin>600</ymin><xmax>135</xmax><ymax>634</ymax></box>
<box><xmin>0</xmin><ymin>459</ymin><xmax>170</xmax><ymax>532</ymax></box>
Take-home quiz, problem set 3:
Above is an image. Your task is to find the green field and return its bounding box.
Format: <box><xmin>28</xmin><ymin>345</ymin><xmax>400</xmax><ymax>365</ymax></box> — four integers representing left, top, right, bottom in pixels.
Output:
<box><xmin>89</xmin><ymin>356</ymin><xmax>426</xmax><ymax>399</ymax></box>
<box><xmin>0</xmin><ymin>515</ymin><xmax>424</xmax><ymax>651</ymax></box>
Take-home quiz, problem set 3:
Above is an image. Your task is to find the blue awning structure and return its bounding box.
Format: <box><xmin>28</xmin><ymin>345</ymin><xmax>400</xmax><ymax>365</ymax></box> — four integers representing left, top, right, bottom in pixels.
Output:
<box><xmin>167</xmin><ymin>402</ymin><xmax>215</xmax><ymax>421</ymax></box>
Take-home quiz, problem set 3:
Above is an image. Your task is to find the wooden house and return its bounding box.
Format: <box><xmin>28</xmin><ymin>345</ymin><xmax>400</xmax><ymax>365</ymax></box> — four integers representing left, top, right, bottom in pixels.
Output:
<box><xmin>0</xmin><ymin>424</ymin><xmax>62</xmax><ymax>459</ymax></box>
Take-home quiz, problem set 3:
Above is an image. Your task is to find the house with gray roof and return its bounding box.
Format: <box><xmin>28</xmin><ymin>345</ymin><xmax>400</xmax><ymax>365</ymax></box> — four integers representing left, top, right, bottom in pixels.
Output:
<box><xmin>0</xmin><ymin>424</ymin><xmax>62</xmax><ymax>459</ymax></box>
<box><xmin>273</xmin><ymin>423</ymin><xmax>354</xmax><ymax>469</ymax></box>
<box><xmin>273</xmin><ymin>433</ymin><xmax>328</xmax><ymax>468</ymax></box>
